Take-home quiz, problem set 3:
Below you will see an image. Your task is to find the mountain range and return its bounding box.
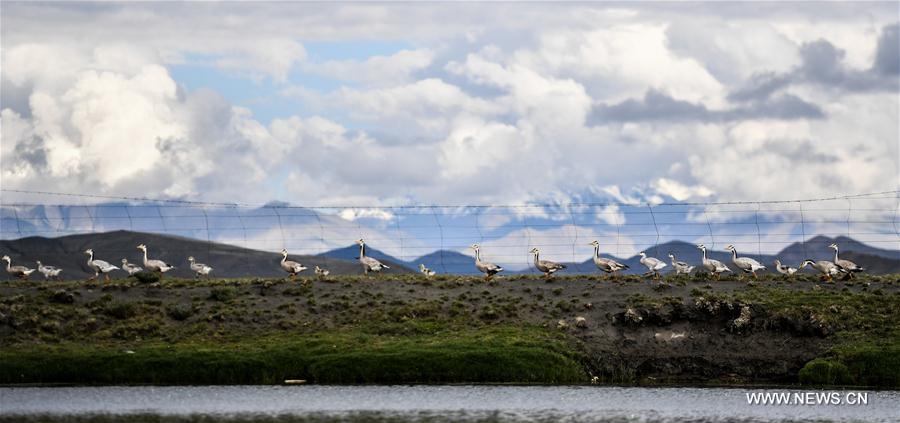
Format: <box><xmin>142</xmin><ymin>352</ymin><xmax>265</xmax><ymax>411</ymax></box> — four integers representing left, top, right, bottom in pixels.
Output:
<box><xmin>0</xmin><ymin>231</ymin><xmax>897</xmax><ymax>280</ymax></box>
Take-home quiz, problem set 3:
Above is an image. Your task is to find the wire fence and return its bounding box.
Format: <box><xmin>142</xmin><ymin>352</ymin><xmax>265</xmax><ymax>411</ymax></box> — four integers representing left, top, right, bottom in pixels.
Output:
<box><xmin>1</xmin><ymin>189</ymin><xmax>898</xmax><ymax>275</ymax></box>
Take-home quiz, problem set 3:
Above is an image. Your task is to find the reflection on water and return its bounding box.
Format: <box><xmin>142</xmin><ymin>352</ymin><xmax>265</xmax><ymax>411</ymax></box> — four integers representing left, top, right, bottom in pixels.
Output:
<box><xmin>1</xmin><ymin>385</ymin><xmax>897</xmax><ymax>423</ymax></box>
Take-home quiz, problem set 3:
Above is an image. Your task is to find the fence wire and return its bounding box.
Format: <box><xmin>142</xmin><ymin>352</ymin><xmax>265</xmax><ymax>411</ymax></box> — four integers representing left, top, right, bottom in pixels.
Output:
<box><xmin>1</xmin><ymin>190</ymin><xmax>898</xmax><ymax>275</ymax></box>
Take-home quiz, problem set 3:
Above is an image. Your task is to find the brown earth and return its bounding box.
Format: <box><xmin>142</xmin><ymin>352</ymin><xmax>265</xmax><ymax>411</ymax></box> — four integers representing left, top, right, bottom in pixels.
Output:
<box><xmin>1</xmin><ymin>274</ymin><xmax>897</xmax><ymax>385</ymax></box>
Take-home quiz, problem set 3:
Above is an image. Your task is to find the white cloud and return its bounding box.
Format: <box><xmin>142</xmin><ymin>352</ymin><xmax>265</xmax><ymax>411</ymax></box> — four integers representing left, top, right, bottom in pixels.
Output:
<box><xmin>338</xmin><ymin>208</ymin><xmax>396</xmax><ymax>221</ymax></box>
<box><xmin>652</xmin><ymin>178</ymin><xmax>714</xmax><ymax>202</ymax></box>
<box><xmin>302</xmin><ymin>49</ymin><xmax>434</xmax><ymax>85</ymax></box>
<box><xmin>1</xmin><ymin>1</ymin><xmax>896</xmax><ymax>258</ymax></box>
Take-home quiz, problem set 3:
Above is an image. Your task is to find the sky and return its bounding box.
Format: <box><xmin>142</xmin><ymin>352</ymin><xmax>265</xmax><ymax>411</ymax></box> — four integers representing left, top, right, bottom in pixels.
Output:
<box><xmin>1</xmin><ymin>2</ymin><xmax>898</xmax><ymax>264</ymax></box>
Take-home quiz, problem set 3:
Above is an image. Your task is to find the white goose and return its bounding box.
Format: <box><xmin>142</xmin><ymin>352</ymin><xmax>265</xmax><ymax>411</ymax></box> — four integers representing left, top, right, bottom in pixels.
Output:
<box><xmin>697</xmin><ymin>244</ymin><xmax>731</xmax><ymax>279</ymax></box>
<box><xmin>357</xmin><ymin>239</ymin><xmax>389</xmax><ymax>275</ymax></box>
<box><xmin>774</xmin><ymin>259</ymin><xmax>797</xmax><ymax>276</ymax></box>
<box><xmin>638</xmin><ymin>251</ymin><xmax>667</xmax><ymax>279</ymax></box>
<box><xmin>280</xmin><ymin>249</ymin><xmax>307</xmax><ymax>280</ymax></box>
<box><xmin>725</xmin><ymin>245</ymin><xmax>766</xmax><ymax>279</ymax></box>
<box><xmin>589</xmin><ymin>240</ymin><xmax>629</xmax><ymax>278</ymax></box>
<box><xmin>314</xmin><ymin>266</ymin><xmax>330</xmax><ymax>278</ymax></box>
<box><xmin>530</xmin><ymin>248</ymin><xmax>566</xmax><ymax>277</ymax></box>
<box><xmin>668</xmin><ymin>253</ymin><xmax>695</xmax><ymax>275</ymax></box>
<box><xmin>36</xmin><ymin>261</ymin><xmax>63</xmax><ymax>281</ymax></box>
<box><xmin>121</xmin><ymin>259</ymin><xmax>143</xmax><ymax>276</ymax></box>
<box><xmin>187</xmin><ymin>256</ymin><xmax>213</xmax><ymax>278</ymax></box>
<box><xmin>419</xmin><ymin>264</ymin><xmax>436</xmax><ymax>277</ymax></box>
<box><xmin>85</xmin><ymin>249</ymin><xmax>119</xmax><ymax>282</ymax></box>
<box><xmin>137</xmin><ymin>244</ymin><xmax>175</xmax><ymax>277</ymax></box>
<box><xmin>829</xmin><ymin>243</ymin><xmax>865</xmax><ymax>278</ymax></box>
<box><xmin>800</xmin><ymin>259</ymin><xmax>840</xmax><ymax>281</ymax></box>
<box><xmin>3</xmin><ymin>256</ymin><xmax>36</xmax><ymax>280</ymax></box>
<box><xmin>471</xmin><ymin>244</ymin><xmax>503</xmax><ymax>279</ymax></box>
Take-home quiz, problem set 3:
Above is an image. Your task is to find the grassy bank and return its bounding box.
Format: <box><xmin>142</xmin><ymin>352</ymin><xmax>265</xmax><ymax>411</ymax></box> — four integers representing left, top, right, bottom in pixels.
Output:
<box><xmin>688</xmin><ymin>285</ymin><xmax>900</xmax><ymax>387</ymax></box>
<box><xmin>0</xmin><ymin>325</ymin><xmax>586</xmax><ymax>385</ymax></box>
<box><xmin>1</xmin><ymin>275</ymin><xmax>898</xmax><ymax>386</ymax></box>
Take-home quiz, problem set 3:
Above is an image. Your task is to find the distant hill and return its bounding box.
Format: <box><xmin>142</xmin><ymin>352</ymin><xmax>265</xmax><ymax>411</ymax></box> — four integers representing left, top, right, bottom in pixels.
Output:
<box><xmin>777</xmin><ymin>235</ymin><xmax>900</xmax><ymax>262</ymax></box>
<box><xmin>315</xmin><ymin>244</ymin><xmax>412</xmax><ymax>274</ymax></box>
<box><xmin>413</xmin><ymin>250</ymin><xmax>482</xmax><ymax>275</ymax></box>
<box><xmin>1</xmin><ymin>231</ymin><xmax>897</xmax><ymax>280</ymax></box>
<box><xmin>0</xmin><ymin>230</ymin><xmax>396</xmax><ymax>280</ymax></box>
<box><xmin>557</xmin><ymin>238</ymin><xmax>899</xmax><ymax>275</ymax></box>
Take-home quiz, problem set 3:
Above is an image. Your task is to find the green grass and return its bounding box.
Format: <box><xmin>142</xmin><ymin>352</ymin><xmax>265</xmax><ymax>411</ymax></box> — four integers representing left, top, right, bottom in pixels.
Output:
<box><xmin>0</xmin><ymin>325</ymin><xmax>586</xmax><ymax>385</ymax></box>
<box><xmin>691</xmin><ymin>286</ymin><xmax>900</xmax><ymax>387</ymax></box>
<box><xmin>2</xmin><ymin>275</ymin><xmax>898</xmax><ymax>387</ymax></box>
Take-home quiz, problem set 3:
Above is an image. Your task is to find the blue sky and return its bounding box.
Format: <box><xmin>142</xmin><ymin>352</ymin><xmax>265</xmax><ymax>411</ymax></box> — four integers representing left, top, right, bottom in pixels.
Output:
<box><xmin>1</xmin><ymin>2</ymin><xmax>897</xmax><ymax>261</ymax></box>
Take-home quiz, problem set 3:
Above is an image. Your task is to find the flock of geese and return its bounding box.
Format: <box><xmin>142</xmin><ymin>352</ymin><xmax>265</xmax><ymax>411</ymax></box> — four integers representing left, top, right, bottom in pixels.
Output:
<box><xmin>2</xmin><ymin>239</ymin><xmax>866</xmax><ymax>282</ymax></box>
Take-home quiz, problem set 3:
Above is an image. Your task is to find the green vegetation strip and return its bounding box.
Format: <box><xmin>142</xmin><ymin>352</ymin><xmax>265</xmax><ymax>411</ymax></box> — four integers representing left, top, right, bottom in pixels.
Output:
<box><xmin>692</xmin><ymin>286</ymin><xmax>900</xmax><ymax>387</ymax></box>
<box><xmin>0</xmin><ymin>326</ymin><xmax>587</xmax><ymax>385</ymax></box>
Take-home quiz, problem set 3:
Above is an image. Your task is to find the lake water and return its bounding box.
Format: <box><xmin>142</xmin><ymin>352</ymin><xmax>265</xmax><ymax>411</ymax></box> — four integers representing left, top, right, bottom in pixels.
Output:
<box><xmin>1</xmin><ymin>385</ymin><xmax>897</xmax><ymax>422</ymax></box>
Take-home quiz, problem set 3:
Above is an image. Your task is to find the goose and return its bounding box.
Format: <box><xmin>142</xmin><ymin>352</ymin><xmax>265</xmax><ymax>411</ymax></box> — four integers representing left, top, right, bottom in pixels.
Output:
<box><xmin>357</xmin><ymin>239</ymin><xmax>389</xmax><ymax>275</ymax></box>
<box><xmin>530</xmin><ymin>248</ymin><xmax>566</xmax><ymax>277</ymax></box>
<box><xmin>774</xmin><ymin>259</ymin><xmax>797</xmax><ymax>276</ymax></box>
<box><xmin>697</xmin><ymin>244</ymin><xmax>731</xmax><ymax>279</ymax></box>
<box><xmin>187</xmin><ymin>256</ymin><xmax>213</xmax><ymax>278</ymax></box>
<box><xmin>84</xmin><ymin>249</ymin><xmax>119</xmax><ymax>282</ymax></box>
<box><xmin>471</xmin><ymin>244</ymin><xmax>503</xmax><ymax>279</ymax></box>
<box><xmin>280</xmin><ymin>249</ymin><xmax>307</xmax><ymax>280</ymax></box>
<box><xmin>725</xmin><ymin>245</ymin><xmax>766</xmax><ymax>279</ymax></box>
<box><xmin>35</xmin><ymin>261</ymin><xmax>62</xmax><ymax>281</ymax></box>
<box><xmin>36</xmin><ymin>261</ymin><xmax>63</xmax><ymax>281</ymax></box>
<box><xmin>419</xmin><ymin>264</ymin><xmax>436</xmax><ymax>277</ymax></box>
<box><xmin>829</xmin><ymin>243</ymin><xmax>865</xmax><ymax>278</ymax></box>
<box><xmin>3</xmin><ymin>256</ymin><xmax>36</xmax><ymax>280</ymax></box>
<box><xmin>668</xmin><ymin>253</ymin><xmax>695</xmax><ymax>275</ymax></box>
<box><xmin>800</xmin><ymin>259</ymin><xmax>840</xmax><ymax>281</ymax></box>
<box><xmin>588</xmin><ymin>240</ymin><xmax>629</xmax><ymax>278</ymax></box>
<box><xmin>121</xmin><ymin>259</ymin><xmax>143</xmax><ymax>276</ymax></box>
<box><xmin>137</xmin><ymin>244</ymin><xmax>176</xmax><ymax>277</ymax></box>
<box><xmin>638</xmin><ymin>251</ymin><xmax>667</xmax><ymax>279</ymax></box>
<box><xmin>314</xmin><ymin>266</ymin><xmax>330</xmax><ymax>278</ymax></box>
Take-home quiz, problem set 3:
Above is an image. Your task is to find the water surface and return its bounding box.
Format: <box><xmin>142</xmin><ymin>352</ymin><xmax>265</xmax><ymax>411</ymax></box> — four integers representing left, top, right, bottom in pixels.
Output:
<box><xmin>1</xmin><ymin>385</ymin><xmax>896</xmax><ymax>422</ymax></box>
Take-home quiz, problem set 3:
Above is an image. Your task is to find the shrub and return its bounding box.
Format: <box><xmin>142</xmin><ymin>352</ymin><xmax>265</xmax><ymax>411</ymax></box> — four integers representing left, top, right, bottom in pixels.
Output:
<box><xmin>48</xmin><ymin>290</ymin><xmax>75</xmax><ymax>304</ymax></box>
<box><xmin>799</xmin><ymin>358</ymin><xmax>852</xmax><ymax>386</ymax></box>
<box><xmin>165</xmin><ymin>304</ymin><xmax>194</xmax><ymax>321</ymax></box>
<box><xmin>208</xmin><ymin>286</ymin><xmax>238</xmax><ymax>302</ymax></box>
<box><xmin>478</xmin><ymin>306</ymin><xmax>499</xmax><ymax>320</ymax></box>
<box><xmin>102</xmin><ymin>301</ymin><xmax>137</xmax><ymax>320</ymax></box>
<box><xmin>132</xmin><ymin>272</ymin><xmax>160</xmax><ymax>284</ymax></box>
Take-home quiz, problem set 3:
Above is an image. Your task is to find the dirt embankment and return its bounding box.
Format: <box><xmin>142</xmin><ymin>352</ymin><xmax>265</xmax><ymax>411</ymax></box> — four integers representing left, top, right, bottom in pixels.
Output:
<box><xmin>1</xmin><ymin>274</ymin><xmax>898</xmax><ymax>386</ymax></box>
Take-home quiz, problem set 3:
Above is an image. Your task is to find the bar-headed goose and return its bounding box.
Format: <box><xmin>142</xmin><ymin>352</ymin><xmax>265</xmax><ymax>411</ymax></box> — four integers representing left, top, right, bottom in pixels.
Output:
<box><xmin>85</xmin><ymin>249</ymin><xmax>119</xmax><ymax>282</ymax></box>
<box><xmin>589</xmin><ymin>240</ymin><xmax>628</xmax><ymax>278</ymax></box>
<box><xmin>121</xmin><ymin>259</ymin><xmax>143</xmax><ymax>276</ymax></box>
<box><xmin>668</xmin><ymin>253</ymin><xmax>695</xmax><ymax>275</ymax></box>
<box><xmin>315</xmin><ymin>266</ymin><xmax>330</xmax><ymax>278</ymax></box>
<box><xmin>419</xmin><ymin>264</ymin><xmax>436</xmax><ymax>277</ymax></box>
<box><xmin>3</xmin><ymin>256</ymin><xmax>36</xmax><ymax>280</ymax></box>
<box><xmin>697</xmin><ymin>244</ymin><xmax>730</xmax><ymax>279</ymax></box>
<box><xmin>36</xmin><ymin>261</ymin><xmax>63</xmax><ymax>281</ymax></box>
<box><xmin>137</xmin><ymin>244</ymin><xmax>175</xmax><ymax>277</ymax></box>
<box><xmin>774</xmin><ymin>259</ymin><xmax>797</xmax><ymax>276</ymax></box>
<box><xmin>530</xmin><ymin>248</ymin><xmax>566</xmax><ymax>278</ymax></box>
<box><xmin>829</xmin><ymin>243</ymin><xmax>864</xmax><ymax>278</ymax></box>
<box><xmin>357</xmin><ymin>239</ymin><xmax>389</xmax><ymax>275</ymax></box>
<box><xmin>725</xmin><ymin>245</ymin><xmax>766</xmax><ymax>279</ymax></box>
<box><xmin>471</xmin><ymin>244</ymin><xmax>503</xmax><ymax>279</ymax></box>
<box><xmin>188</xmin><ymin>256</ymin><xmax>213</xmax><ymax>278</ymax></box>
<box><xmin>280</xmin><ymin>249</ymin><xmax>307</xmax><ymax>280</ymax></box>
<box><xmin>800</xmin><ymin>259</ymin><xmax>840</xmax><ymax>281</ymax></box>
<box><xmin>638</xmin><ymin>251</ymin><xmax>667</xmax><ymax>279</ymax></box>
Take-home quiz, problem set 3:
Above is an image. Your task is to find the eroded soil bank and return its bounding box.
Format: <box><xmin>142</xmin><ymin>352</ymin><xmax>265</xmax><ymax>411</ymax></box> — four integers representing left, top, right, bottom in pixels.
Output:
<box><xmin>1</xmin><ymin>273</ymin><xmax>897</xmax><ymax>387</ymax></box>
